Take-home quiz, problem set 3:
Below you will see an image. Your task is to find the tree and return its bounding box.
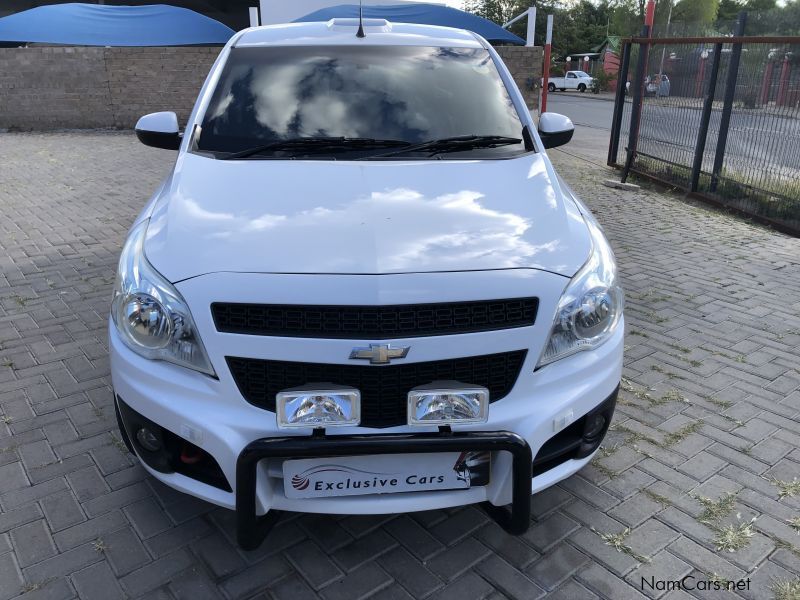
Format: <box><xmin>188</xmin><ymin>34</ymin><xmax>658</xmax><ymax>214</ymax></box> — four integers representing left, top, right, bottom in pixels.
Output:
<box><xmin>716</xmin><ymin>0</ymin><xmax>744</xmax><ymax>25</ymax></box>
<box><xmin>671</xmin><ymin>0</ymin><xmax>719</xmax><ymax>24</ymax></box>
<box><xmin>467</xmin><ymin>0</ymin><xmax>615</xmax><ymax>59</ymax></box>
<box><xmin>609</xmin><ymin>0</ymin><xmax>646</xmax><ymax>38</ymax></box>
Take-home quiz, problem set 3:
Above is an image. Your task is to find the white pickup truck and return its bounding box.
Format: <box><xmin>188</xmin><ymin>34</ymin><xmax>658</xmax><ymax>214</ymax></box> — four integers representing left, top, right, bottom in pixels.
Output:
<box><xmin>546</xmin><ymin>70</ymin><xmax>595</xmax><ymax>93</ymax></box>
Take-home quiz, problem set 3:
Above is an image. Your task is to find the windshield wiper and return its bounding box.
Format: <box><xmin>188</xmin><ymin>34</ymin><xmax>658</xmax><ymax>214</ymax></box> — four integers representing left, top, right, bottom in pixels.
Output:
<box><xmin>358</xmin><ymin>135</ymin><xmax>523</xmax><ymax>159</ymax></box>
<box><xmin>217</xmin><ymin>137</ymin><xmax>410</xmax><ymax>160</ymax></box>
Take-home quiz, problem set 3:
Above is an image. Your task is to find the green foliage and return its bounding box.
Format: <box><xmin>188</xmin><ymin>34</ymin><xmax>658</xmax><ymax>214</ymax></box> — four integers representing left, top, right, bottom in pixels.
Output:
<box><xmin>592</xmin><ymin>68</ymin><xmax>616</xmax><ymax>92</ymax></box>
<box><xmin>466</xmin><ymin>0</ymin><xmax>616</xmax><ymax>59</ymax></box>
<box><xmin>716</xmin><ymin>0</ymin><xmax>743</xmax><ymax>23</ymax></box>
<box><xmin>672</xmin><ymin>0</ymin><xmax>719</xmax><ymax>24</ymax></box>
<box><xmin>465</xmin><ymin>0</ymin><xmax>800</xmax><ymax>56</ymax></box>
<box><xmin>743</xmin><ymin>0</ymin><xmax>800</xmax><ymax>35</ymax></box>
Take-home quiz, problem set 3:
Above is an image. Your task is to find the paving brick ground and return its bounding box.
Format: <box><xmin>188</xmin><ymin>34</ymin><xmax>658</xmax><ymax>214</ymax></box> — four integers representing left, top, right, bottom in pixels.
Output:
<box><xmin>0</xmin><ymin>130</ymin><xmax>798</xmax><ymax>600</ymax></box>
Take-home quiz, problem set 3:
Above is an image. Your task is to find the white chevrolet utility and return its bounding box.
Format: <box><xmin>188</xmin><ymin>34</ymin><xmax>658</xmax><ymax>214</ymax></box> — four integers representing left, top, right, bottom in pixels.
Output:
<box><xmin>111</xmin><ymin>18</ymin><xmax>624</xmax><ymax>550</ymax></box>
<box><xmin>547</xmin><ymin>70</ymin><xmax>596</xmax><ymax>92</ymax></box>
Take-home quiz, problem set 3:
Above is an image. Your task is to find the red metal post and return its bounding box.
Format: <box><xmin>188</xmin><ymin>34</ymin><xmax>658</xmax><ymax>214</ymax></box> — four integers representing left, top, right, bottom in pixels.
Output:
<box><xmin>541</xmin><ymin>15</ymin><xmax>553</xmax><ymax>113</ymax></box>
<box><xmin>760</xmin><ymin>60</ymin><xmax>775</xmax><ymax>105</ymax></box>
<box><xmin>696</xmin><ymin>52</ymin><xmax>706</xmax><ymax>98</ymax></box>
<box><xmin>645</xmin><ymin>0</ymin><xmax>656</xmax><ymax>28</ymax></box>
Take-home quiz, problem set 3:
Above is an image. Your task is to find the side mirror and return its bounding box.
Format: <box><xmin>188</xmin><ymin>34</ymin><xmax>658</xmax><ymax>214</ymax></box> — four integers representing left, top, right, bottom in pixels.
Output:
<box><xmin>135</xmin><ymin>112</ymin><xmax>181</xmax><ymax>150</ymax></box>
<box><xmin>538</xmin><ymin>112</ymin><xmax>574</xmax><ymax>149</ymax></box>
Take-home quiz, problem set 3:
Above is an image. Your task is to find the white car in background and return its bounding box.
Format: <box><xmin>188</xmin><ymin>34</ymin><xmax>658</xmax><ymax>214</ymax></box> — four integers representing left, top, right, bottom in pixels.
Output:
<box><xmin>111</xmin><ymin>18</ymin><xmax>624</xmax><ymax>550</ymax></box>
<box><xmin>547</xmin><ymin>70</ymin><xmax>596</xmax><ymax>92</ymax></box>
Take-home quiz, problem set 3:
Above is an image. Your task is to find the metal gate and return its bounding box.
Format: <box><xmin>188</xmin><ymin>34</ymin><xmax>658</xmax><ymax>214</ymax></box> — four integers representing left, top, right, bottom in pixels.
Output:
<box><xmin>607</xmin><ymin>24</ymin><xmax>800</xmax><ymax>235</ymax></box>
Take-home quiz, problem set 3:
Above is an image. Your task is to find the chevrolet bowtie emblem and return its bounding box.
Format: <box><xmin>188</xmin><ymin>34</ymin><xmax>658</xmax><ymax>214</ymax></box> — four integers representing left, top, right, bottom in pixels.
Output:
<box><xmin>349</xmin><ymin>343</ymin><xmax>410</xmax><ymax>365</ymax></box>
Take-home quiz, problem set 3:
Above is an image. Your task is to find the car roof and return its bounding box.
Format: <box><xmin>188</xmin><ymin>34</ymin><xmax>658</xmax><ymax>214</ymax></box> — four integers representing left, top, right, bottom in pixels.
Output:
<box><xmin>234</xmin><ymin>19</ymin><xmax>486</xmax><ymax>49</ymax></box>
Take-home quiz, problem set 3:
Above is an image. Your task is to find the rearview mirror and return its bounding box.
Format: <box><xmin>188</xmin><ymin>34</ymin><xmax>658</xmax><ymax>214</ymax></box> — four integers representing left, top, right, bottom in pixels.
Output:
<box><xmin>538</xmin><ymin>112</ymin><xmax>574</xmax><ymax>149</ymax></box>
<box><xmin>135</xmin><ymin>112</ymin><xmax>181</xmax><ymax>150</ymax></box>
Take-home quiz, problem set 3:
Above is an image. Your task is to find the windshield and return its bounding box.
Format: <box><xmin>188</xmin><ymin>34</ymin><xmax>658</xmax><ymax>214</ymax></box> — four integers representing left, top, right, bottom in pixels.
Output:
<box><xmin>196</xmin><ymin>45</ymin><xmax>528</xmax><ymax>159</ymax></box>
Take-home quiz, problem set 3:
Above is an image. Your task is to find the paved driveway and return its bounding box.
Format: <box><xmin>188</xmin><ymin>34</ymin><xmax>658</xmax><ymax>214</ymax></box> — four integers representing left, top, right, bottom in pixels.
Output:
<box><xmin>0</xmin><ymin>131</ymin><xmax>799</xmax><ymax>600</ymax></box>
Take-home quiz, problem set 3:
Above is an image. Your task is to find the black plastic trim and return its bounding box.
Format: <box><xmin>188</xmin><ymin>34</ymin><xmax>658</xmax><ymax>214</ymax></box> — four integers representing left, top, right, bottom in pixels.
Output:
<box><xmin>531</xmin><ymin>385</ymin><xmax>618</xmax><ymax>476</ymax></box>
<box><xmin>211</xmin><ymin>298</ymin><xmax>539</xmax><ymax>339</ymax></box>
<box><xmin>114</xmin><ymin>397</ymin><xmax>135</xmax><ymax>454</ymax></box>
<box><xmin>116</xmin><ymin>395</ymin><xmax>231</xmax><ymax>492</ymax></box>
<box><xmin>226</xmin><ymin>350</ymin><xmax>527</xmax><ymax>429</ymax></box>
<box><xmin>540</xmin><ymin>128</ymin><xmax>575</xmax><ymax>149</ymax></box>
<box><xmin>135</xmin><ymin>128</ymin><xmax>181</xmax><ymax>150</ymax></box>
<box><xmin>236</xmin><ymin>431</ymin><xmax>532</xmax><ymax>550</ymax></box>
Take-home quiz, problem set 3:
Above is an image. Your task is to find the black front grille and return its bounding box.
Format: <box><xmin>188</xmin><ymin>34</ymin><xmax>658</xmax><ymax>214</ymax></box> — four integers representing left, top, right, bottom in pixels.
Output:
<box><xmin>227</xmin><ymin>351</ymin><xmax>527</xmax><ymax>428</ymax></box>
<box><xmin>212</xmin><ymin>298</ymin><xmax>538</xmax><ymax>339</ymax></box>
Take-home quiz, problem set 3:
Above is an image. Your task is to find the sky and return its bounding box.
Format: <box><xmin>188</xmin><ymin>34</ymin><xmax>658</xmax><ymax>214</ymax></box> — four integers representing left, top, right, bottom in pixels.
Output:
<box><xmin>408</xmin><ymin>0</ymin><xmax>467</xmax><ymax>9</ymax></box>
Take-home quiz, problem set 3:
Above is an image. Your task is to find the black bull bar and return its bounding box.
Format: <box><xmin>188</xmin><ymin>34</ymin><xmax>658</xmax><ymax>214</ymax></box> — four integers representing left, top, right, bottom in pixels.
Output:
<box><xmin>236</xmin><ymin>430</ymin><xmax>533</xmax><ymax>550</ymax></box>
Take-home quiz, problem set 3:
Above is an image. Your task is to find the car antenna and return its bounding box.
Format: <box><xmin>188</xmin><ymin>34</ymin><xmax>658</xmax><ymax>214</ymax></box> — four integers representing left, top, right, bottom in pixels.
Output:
<box><xmin>356</xmin><ymin>0</ymin><xmax>366</xmax><ymax>38</ymax></box>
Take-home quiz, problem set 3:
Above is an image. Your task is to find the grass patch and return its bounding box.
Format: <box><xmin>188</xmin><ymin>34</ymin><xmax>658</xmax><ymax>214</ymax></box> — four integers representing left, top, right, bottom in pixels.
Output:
<box><xmin>714</xmin><ymin>515</ymin><xmax>756</xmax><ymax>552</ymax></box>
<box><xmin>707</xmin><ymin>397</ymin><xmax>733</xmax><ymax>409</ymax></box>
<box><xmin>643</xmin><ymin>310</ymin><xmax>668</xmax><ymax>324</ymax></box>
<box><xmin>788</xmin><ymin>517</ymin><xmax>800</xmax><ymax>534</ymax></box>
<box><xmin>109</xmin><ymin>433</ymin><xmax>128</xmax><ymax>454</ymax></box>
<box><xmin>20</xmin><ymin>579</ymin><xmax>54</xmax><ymax>594</ymax></box>
<box><xmin>774</xmin><ymin>539</ymin><xmax>800</xmax><ymax>559</ymax></box>
<box><xmin>771</xmin><ymin>578</ymin><xmax>800</xmax><ymax>600</ymax></box>
<box><xmin>590</xmin><ymin>458</ymin><xmax>619</xmax><ymax>479</ymax></box>
<box><xmin>706</xmin><ymin>573</ymin><xmax>732</xmax><ymax>587</ymax></box>
<box><xmin>650</xmin><ymin>365</ymin><xmax>685</xmax><ymax>380</ymax></box>
<box><xmin>719</xmin><ymin>414</ymin><xmax>745</xmax><ymax>428</ymax></box>
<box><xmin>591</xmin><ymin>527</ymin><xmax>651</xmax><ymax>564</ymax></box>
<box><xmin>692</xmin><ymin>492</ymin><xmax>737</xmax><ymax>525</ymax></box>
<box><xmin>643</xmin><ymin>489</ymin><xmax>672</xmax><ymax>508</ymax></box>
<box><xmin>632</xmin><ymin>289</ymin><xmax>672</xmax><ymax>303</ymax></box>
<box><xmin>610</xmin><ymin>423</ymin><xmax>661</xmax><ymax>448</ymax></box>
<box><xmin>620</xmin><ymin>378</ymin><xmax>657</xmax><ymax>405</ymax></box>
<box><xmin>663</xmin><ymin>422</ymin><xmax>703</xmax><ymax>446</ymax></box>
<box><xmin>690</xmin><ymin>492</ymin><xmax>758</xmax><ymax>554</ymax></box>
<box><xmin>774</xmin><ymin>479</ymin><xmax>800</xmax><ymax>500</ymax></box>
<box><xmin>667</xmin><ymin>343</ymin><xmax>692</xmax><ymax>354</ymax></box>
<box><xmin>598</xmin><ymin>444</ymin><xmax>620</xmax><ymax>458</ymax></box>
<box><xmin>660</xmin><ymin>389</ymin><xmax>688</xmax><ymax>404</ymax></box>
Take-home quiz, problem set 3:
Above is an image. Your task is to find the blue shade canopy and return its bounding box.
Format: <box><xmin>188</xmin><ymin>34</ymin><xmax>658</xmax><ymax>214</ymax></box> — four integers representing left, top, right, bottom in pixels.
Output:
<box><xmin>0</xmin><ymin>3</ymin><xmax>235</xmax><ymax>46</ymax></box>
<box><xmin>294</xmin><ymin>3</ymin><xmax>525</xmax><ymax>46</ymax></box>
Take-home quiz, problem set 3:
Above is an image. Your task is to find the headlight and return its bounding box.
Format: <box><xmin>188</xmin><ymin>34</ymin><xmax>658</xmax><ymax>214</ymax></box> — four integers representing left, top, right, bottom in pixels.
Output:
<box><xmin>111</xmin><ymin>220</ymin><xmax>216</xmax><ymax>376</ymax></box>
<box><xmin>537</xmin><ymin>217</ymin><xmax>623</xmax><ymax>368</ymax></box>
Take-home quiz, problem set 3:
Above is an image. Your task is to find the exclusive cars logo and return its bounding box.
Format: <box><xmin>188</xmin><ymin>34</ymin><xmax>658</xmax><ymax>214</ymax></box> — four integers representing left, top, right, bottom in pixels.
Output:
<box><xmin>291</xmin><ymin>465</ymin><xmax>389</xmax><ymax>491</ymax></box>
<box><xmin>290</xmin><ymin>452</ymin><xmax>490</xmax><ymax>493</ymax></box>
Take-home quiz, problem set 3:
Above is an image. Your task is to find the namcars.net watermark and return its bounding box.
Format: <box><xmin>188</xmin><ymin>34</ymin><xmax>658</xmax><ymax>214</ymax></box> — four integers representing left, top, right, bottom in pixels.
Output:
<box><xmin>642</xmin><ymin>575</ymin><xmax>751</xmax><ymax>593</ymax></box>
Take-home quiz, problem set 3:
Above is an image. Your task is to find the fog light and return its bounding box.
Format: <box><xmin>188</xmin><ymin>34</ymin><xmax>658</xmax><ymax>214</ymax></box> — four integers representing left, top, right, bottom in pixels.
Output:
<box><xmin>408</xmin><ymin>383</ymin><xmax>489</xmax><ymax>425</ymax></box>
<box><xmin>276</xmin><ymin>386</ymin><xmax>360</xmax><ymax>429</ymax></box>
<box><xmin>583</xmin><ymin>413</ymin><xmax>606</xmax><ymax>440</ymax></box>
<box><xmin>136</xmin><ymin>427</ymin><xmax>161</xmax><ymax>452</ymax></box>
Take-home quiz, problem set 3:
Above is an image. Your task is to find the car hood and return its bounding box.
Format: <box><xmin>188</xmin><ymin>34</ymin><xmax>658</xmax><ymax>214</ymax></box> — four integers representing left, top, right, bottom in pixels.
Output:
<box><xmin>144</xmin><ymin>153</ymin><xmax>592</xmax><ymax>282</ymax></box>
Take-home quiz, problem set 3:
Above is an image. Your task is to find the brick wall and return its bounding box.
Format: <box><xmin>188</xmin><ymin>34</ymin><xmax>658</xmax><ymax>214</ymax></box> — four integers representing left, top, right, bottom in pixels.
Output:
<box><xmin>495</xmin><ymin>46</ymin><xmax>543</xmax><ymax>112</ymax></box>
<box><xmin>0</xmin><ymin>47</ymin><xmax>220</xmax><ymax>130</ymax></box>
<box><xmin>0</xmin><ymin>45</ymin><xmax>541</xmax><ymax>130</ymax></box>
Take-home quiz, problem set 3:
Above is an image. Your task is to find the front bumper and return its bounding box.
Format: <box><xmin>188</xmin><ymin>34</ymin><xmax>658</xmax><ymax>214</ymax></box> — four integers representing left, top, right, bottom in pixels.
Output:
<box><xmin>236</xmin><ymin>431</ymin><xmax>533</xmax><ymax>550</ymax></box>
<box><xmin>110</xmin><ymin>266</ymin><xmax>624</xmax><ymax>524</ymax></box>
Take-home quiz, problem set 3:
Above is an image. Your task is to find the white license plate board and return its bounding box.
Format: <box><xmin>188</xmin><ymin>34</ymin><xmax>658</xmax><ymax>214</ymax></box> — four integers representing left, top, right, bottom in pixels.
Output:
<box><xmin>283</xmin><ymin>451</ymin><xmax>490</xmax><ymax>499</ymax></box>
